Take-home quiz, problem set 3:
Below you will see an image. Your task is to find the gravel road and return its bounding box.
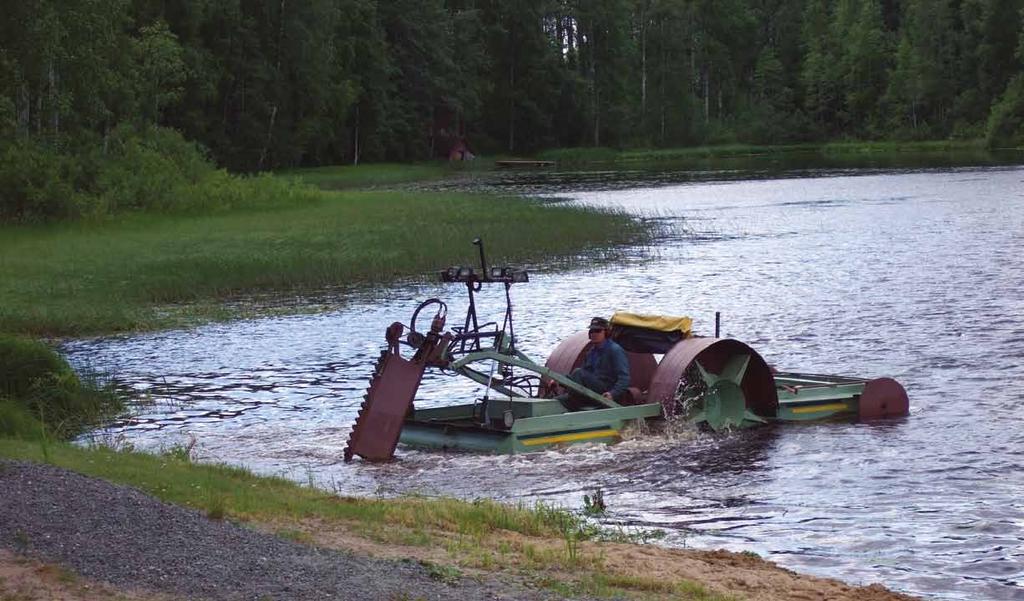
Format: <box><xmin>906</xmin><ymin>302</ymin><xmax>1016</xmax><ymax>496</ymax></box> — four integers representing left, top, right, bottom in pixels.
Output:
<box><xmin>0</xmin><ymin>460</ymin><xmax>560</xmax><ymax>600</ymax></box>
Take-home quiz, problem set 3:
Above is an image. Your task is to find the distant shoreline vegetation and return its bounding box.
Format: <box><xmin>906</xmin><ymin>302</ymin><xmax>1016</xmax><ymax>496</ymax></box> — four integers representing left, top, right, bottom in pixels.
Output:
<box><xmin>3</xmin><ymin>2</ymin><xmax>1023</xmax><ymax>176</ymax></box>
<box><xmin>2</xmin><ymin>127</ymin><xmax>1017</xmax><ymax>224</ymax></box>
<box><xmin>536</xmin><ymin>139</ymin><xmax>1015</xmax><ymax>165</ymax></box>
<box><xmin>0</xmin><ymin>127</ymin><xmax>651</xmax><ymax>337</ymax></box>
<box><xmin>1</xmin><ymin>122</ymin><xmax>1018</xmax><ymax>339</ymax></box>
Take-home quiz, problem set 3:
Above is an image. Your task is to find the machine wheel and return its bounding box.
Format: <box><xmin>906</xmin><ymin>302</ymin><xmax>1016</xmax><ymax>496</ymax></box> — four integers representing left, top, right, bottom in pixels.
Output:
<box><xmin>648</xmin><ymin>338</ymin><xmax>778</xmax><ymax>430</ymax></box>
<box><xmin>859</xmin><ymin>377</ymin><xmax>909</xmax><ymax>419</ymax></box>
<box><xmin>543</xmin><ymin>331</ymin><xmax>658</xmax><ymax>398</ymax></box>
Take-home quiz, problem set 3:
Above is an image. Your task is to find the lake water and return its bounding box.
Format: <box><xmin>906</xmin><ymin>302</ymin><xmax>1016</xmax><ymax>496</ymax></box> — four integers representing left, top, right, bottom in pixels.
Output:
<box><xmin>66</xmin><ymin>163</ymin><xmax>1024</xmax><ymax>600</ymax></box>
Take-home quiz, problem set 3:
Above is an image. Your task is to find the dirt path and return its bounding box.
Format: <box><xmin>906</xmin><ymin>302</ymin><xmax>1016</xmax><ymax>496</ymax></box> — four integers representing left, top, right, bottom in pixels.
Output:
<box><xmin>0</xmin><ymin>460</ymin><xmax>920</xmax><ymax>601</ymax></box>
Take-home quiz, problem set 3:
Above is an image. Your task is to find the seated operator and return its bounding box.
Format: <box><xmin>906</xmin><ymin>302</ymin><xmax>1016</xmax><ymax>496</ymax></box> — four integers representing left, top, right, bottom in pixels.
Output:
<box><xmin>559</xmin><ymin>317</ymin><xmax>631</xmax><ymax>411</ymax></box>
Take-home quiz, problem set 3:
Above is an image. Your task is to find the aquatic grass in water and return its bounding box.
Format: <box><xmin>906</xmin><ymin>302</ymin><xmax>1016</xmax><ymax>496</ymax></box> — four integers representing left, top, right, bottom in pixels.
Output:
<box><xmin>0</xmin><ymin>189</ymin><xmax>649</xmax><ymax>336</ymax></box>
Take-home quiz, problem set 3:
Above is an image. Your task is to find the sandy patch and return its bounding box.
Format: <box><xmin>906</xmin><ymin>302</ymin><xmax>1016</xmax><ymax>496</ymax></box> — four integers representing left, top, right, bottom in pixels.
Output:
<box><xmin>254</xmin><ymin>517</ymin><xmax>921</xmax><ymax>601</ymax></box>
<box><xmin>584</xmin><ymin>542</ymin><xmax>919</xmax><ymax>601</ymax></box>
<box><xmin>0</xmin><ymin>550</ymin><xmax>176</xmax><ymax>601</ymax></box>
<box><xmin>255</xmin><ymin>516</ymin><xmax>457</xmax><ymax>563</ymax></box>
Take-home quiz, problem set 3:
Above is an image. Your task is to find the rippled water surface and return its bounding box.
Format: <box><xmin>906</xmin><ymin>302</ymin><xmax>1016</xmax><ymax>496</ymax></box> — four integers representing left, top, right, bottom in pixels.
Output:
<box><xmin>65</xmin><ymin>166</ymin><xmax>1024</xmax><ymax>600</ymax></box>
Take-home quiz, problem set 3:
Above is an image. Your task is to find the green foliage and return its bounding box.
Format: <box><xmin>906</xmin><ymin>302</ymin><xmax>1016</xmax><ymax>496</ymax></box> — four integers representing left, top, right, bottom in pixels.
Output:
<box><xmin>582</xmin><ymin>488</ymin><xmax>607</xmax><ymax>516</ymax></box>
<box><xmin>421</xmin><ymin>561</ymin><xmax>463</xmax><ymax>584</ymax></box>
<box><xmin>282</xmin><ymin>163</ymin><xmax>453</xmax><ymax>190</ymax></box>
<box><xmin>130</xmin><ymin>21</ymin><xmax>186</xmax><ymax>123</ymax></box>
<box><xmin>0</xmin><ymin>140</ymin><xmax>86</xmax><ymax>222</ymax></box>
<box><xmin>987</xmin><ymin>75</ymin><xmax>1024</xmax><ymax>147</ymax></box>
<box><xmin>0</xmin><ymin>335</ymin><xmax>124</xmax><ymax>439</ymax></box>
<box><xmin>537</xmin><ymin>147</ymin><xmax>619</xmax><ymax>164</ymax></box>
<box><xmin>3</xmin><ymin>0</ymin><xmax>1022</xmax><ymax>169</ymax></box>
<box><xmin>162</xmin><ymin>437</ymin><xmax>197</xmax><ymax>463</ymax></box>
<box><xmin>94</xmin><ymin>124</ymin><xmax>215</xmax><ymax>213</ymax></box>
<box><xmin>0</xmin><ymin>124</ymin><xmax>322</xmax><ymax>222</ymax></box>
<box><xmin>0</xmin><ymin>398</ymin><xmax>45</xmax><ymax>440</ymax></box>
<box><xmin>0</xmin><ymin>335</ymin><xmax>75</xmax><ymax>400</ymax></box>
<box><xmin>0</xmin><ymin>188</ymin><xmax>648</xmax><ymax>336</ymax></box>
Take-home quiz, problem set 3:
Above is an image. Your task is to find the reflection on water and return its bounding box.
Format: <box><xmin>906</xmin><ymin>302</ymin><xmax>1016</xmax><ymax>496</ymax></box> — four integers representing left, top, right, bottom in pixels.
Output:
<box><xmin>65</xmin><ymin>165</ymin><xmax>1024</xmax><ymax>601</ymax></box>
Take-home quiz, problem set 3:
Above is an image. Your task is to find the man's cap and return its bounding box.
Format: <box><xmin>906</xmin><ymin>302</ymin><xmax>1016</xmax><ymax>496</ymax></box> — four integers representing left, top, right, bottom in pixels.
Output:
<box><xmin>589</xmin><ymin>317</ymin><xmax>611</xmax><ymax>330</ymax></box>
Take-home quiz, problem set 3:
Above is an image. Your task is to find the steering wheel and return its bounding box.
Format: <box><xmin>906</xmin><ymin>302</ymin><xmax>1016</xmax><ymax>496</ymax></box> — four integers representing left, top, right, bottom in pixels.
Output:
<box><xmin>410</xmin><ymin>298</ymin><xmax>447</xmax><ymax>335</ymax></box>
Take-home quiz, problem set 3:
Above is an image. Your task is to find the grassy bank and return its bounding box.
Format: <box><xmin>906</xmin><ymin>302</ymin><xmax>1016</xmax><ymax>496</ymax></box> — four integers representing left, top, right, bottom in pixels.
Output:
<box><xmin>279</xmin><ymin>162</ymin><xmax>462</xmax><ymax>190</ymax></box>
<box><xmin>0</xmin><ymin>438</ymin><xmax>731</xmax><ymax>600</ymax></box>
<box><xmin>0</xmin><ymin>335</ymin><xmax>122</xmax><ymax>441</ymax></box>
<box><xmin>0</xmin><ymin>188</ymin><xmax>648</xmax><ymax>337</ymax></box>
<box><xmin>538</xmin><ymin>139</ymin><xmax>991</xmax><ymax>164</ymax></box>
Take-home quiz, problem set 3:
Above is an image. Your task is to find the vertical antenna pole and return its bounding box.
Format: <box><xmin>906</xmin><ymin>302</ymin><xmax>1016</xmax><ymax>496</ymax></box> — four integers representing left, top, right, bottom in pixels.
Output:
<box><xmin>472</xmin><ymin>237</ymin><xmax>488</xmax><ymax>275</ymax></box>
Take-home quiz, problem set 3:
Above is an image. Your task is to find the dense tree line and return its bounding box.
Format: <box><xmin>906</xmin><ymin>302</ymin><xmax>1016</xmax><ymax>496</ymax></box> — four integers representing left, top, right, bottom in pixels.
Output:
<box><xmin>2</xmin><ymin>0</ymin><xmax>1024</xmax><ymax>174</ymax></box>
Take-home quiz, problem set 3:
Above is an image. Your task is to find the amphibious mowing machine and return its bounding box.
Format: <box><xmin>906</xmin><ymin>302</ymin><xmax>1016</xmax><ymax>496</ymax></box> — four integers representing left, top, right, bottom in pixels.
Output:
<box><xmin>343</xmin><ymin>240</ymin><xmax>909</xmax><ymax>462</ymax></box>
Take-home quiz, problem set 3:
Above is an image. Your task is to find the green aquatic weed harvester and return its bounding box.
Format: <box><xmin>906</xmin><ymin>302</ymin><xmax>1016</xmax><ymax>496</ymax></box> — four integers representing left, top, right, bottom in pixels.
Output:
<box><xmin>344</xmin><ymin>240</ymin><xmax>908</xmax><ymax>462</ymax></box>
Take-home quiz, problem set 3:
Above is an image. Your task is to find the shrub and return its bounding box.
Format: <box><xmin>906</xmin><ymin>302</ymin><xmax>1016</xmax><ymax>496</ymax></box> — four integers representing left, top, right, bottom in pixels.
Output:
<box><xmin>987</xmin><ymin>75</ymin><xmax>1024</xmax><ymax>149</ymax></box>
<box><xmin>95</xmin><ymin>124</ymin><xmax>214</xmax><ymax>213</ymax></box>
<box><xmin>0</xmin><ymin>334</ymin><xmax>75</xmax><ymax>399</ymax></box>
<box><xmin>0</xmin><ymin>335</ymin><xmax>123</xmax><ymax>439</ymax></box>
<box><xmin>0</xmin><ymin>141</ymin><xmax>87</xmax><ymax>222</ymax></box>
<box><xmin>0</xmin><ymin>124</ymin><xmax>311</xmax><ymax>223</ymax></box>
<box><xmin>0</xmin><ymin>398</ymin><xmax>45</xmax><ymax>440</ymax></box>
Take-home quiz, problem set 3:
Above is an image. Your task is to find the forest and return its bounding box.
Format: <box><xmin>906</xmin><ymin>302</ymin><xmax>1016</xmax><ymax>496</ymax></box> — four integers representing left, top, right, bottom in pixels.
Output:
<box><xmin>2</xmin><ymin>0</ymin><xmax>1024</xmax><ymax>218</ymax></box>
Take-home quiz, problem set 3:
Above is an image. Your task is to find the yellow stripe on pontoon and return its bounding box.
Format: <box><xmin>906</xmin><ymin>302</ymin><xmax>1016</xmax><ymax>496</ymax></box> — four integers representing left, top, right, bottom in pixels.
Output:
<box><xmin>520</xmin><ymin>429</ymin><xmax>620</xmax><ymax>446</ymax></box>
<box><xmin>791</xmin><ymin>403</ymin><xmax>849</xmax><ymax>414</ymax></box>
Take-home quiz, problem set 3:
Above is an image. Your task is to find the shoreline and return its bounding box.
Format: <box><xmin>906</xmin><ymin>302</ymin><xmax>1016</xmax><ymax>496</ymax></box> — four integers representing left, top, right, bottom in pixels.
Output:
<box><xmin>0</xmin><ymin>455</ymin><xmax>922</xmax><ymax>601</ymax></box>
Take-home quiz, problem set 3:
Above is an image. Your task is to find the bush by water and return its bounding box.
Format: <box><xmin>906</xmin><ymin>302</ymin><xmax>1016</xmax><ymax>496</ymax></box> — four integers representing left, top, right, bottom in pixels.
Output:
<box><xmin>0</xmin><ymin>335</ymin><xmax>123</xmax><ymax>440</ymax></box>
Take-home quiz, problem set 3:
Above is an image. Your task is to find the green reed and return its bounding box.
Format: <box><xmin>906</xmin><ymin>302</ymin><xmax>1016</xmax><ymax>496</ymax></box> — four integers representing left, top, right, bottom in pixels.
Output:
<box><xmin>0</xmin><ymin>189</ymin><xmax>649</xmax><ymax>336</ymax></box>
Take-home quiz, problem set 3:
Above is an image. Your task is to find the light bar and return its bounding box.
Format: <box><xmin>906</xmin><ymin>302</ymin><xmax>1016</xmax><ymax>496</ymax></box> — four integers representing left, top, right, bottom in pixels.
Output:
<box><xmin>440</xmin><ymin>265</ymin><xmax>529</xmax><ymax>284</ymax></box>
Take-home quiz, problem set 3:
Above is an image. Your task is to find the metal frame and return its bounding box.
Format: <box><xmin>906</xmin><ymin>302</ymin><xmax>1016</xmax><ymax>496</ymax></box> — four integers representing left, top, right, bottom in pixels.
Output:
<box><xmin>347</xmin><ymin>239</ymin><xmax>909</xmax><ymax>460</ymax></box>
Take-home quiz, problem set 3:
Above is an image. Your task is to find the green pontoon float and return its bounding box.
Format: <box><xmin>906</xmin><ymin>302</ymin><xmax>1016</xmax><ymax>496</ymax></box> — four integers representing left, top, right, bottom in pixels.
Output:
<box><xmin>344</xmin><ymin>241</ymin><xmax>908</xmax><ymax>462</ymax></box>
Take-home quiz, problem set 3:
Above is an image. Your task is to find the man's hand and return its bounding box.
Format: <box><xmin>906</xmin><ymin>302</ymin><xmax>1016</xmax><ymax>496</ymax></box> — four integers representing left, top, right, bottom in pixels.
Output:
<box><xmin>602</xmin><ymin>392</ymin><xmax>612</xmax><ymax>400</ymax></box>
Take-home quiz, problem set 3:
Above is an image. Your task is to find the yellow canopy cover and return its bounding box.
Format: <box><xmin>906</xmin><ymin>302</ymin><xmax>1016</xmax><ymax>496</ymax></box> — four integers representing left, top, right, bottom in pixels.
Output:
<box><xmin>611</xmin><ymin>312</ymin><xmax>692</xmax><ymax>335</ymax></box>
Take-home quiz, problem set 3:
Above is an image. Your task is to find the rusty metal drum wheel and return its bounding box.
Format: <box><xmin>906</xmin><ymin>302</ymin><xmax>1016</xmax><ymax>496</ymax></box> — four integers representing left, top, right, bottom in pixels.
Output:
<box><xmin>648</xmin><ymin>338</ymin><xmax>778</xmax><ymax>430</ymax></box>
<box><xmin>859</xmin><ymin>377</ymin><xmax>909</xmax><ymax>419</ymax></box>
<box><xmin>543</xmin><ymin>331</ymin><xmax>658</xmax><ymax>398</ymax></box>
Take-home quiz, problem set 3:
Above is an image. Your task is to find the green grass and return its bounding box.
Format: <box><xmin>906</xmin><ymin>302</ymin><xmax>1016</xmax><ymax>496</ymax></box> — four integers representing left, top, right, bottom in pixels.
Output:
<box><xmin>536</xmin><ymin>573</ymin><xmax>737</xmax><ymax>600</ymax></box>
<box><xmin>421</xmin><ymin>561</ymin><xmax>463</xmax><ymax>584</ymax></box>
<box><xmin>279</xmin><ymin>162</ymin><xmax>458</xmax><ymax>190</ymax></box>
<box><xmin>0</xmin><ymin>438</ymin><xmax>589</xmax><ymax>538</ymax></box>
<box><xmin>817</xmin><ymin>139</ymin><xmax>987</xmax><ymax>153</ymax></box>
<box><xmin>0</xmin><ymin>438</ymin><xmax>736</xmax><ymax>600</ymax></box>
<box><xmin>0</xmin><ymin>335</ymin><xmax>124</xmax><ymax>440</ymax></box>
<box><xmin>538</xmin><ymin>139</ymin><xmax>990</xmax><ymax>165</ymax></box>
<box><xmin>0</xmin><ymin>187</ymin><xmax>648</xmax><ymax>336</ymax></box>
<box><xmin>537</xmin><ymin>147</ymin><xmax>621</xmax><ymax>164</ymax></box>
